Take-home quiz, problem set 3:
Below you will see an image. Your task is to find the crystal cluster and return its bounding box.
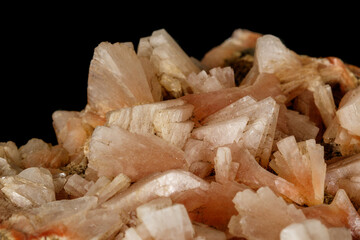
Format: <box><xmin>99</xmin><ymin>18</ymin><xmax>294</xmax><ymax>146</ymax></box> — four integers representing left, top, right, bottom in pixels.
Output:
<box><xmin>1</xmin><ymin>28</ymin><xmax>359</xmax><ymax>240</ymax></box>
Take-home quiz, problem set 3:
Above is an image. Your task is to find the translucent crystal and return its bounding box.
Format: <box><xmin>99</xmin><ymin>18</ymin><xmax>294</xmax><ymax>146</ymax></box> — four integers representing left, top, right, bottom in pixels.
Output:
<box><xmin>231</xmin><ymin>148</ymin><xmax>304</xmax><ymax>205</ymax></box>
<box><xmin>188</xmin><ymin>181</ymin><xmax>248</xmax><ymax>231</ymax></box>
<box><xmin>19</xmin><ymin>138</ymin><xmax>69</xmax><ymax>169</ymax></box>
<box><xmin>107</xmin><ymin>99</ymin><xmax>194</xmax><ymax>149</ymax></box>
<box><xmin>280</xmin><ymin>219</ymin><xmax>352</xmax><ymax>240</ymax></box>
<box><xmin>0</xmin><ymin>141</ymin><xmax>21</xmax><ymax>168</ymax></box>
<box><xmin>185</xmin><ymin>67</ymin><xmax>235</xmax><ymax>93</ymax></box>
<box><xmin>85</xmin><ymin>173</ymin><xmax>130</xmax><ymax>204</ymax></box>
<box><xmin>229</xmin><ymin>187</ymin><xmax>306</xmax><ymax>240</ymax></box>
<box><xmin>141</xmin><ymin>204</ymin><xmax>194</xmax><ymax>239</ymax></box>
<box><xmin>325</xmin><ymin>153</ymin><xmax>360</xmax><ymax>206</ymax></box>
<box><xmin>201</xmin><ymin>29</ymin><xmax>261</xmax><ymax>69</ymax></box>
<box><xmin>138</xmin><ymin>29</ymin><xmax>200</xmax><ymax>98</ymax></box>
<box><xmin>270</xmin><ymin>136</ymin><xmax>326</xmax><ymax>206</ymax></box>
<box><xmin>0</xmin><ymin>167</ymin><xmax>55</xmax><ymax>208</ymax></box>
<box><xmin>63</xmin><ymin>174</ymin><xmax>94</xmax><ymax>198</ymax></box>
<box><xmin>181</xmin><ymin>71</ymin><xmax>282</xmax><ymax>123</ymax></box>
<box><xmin>302</xmin><ymin>189</ymin><xmax>360</xmax><ymax>239</ymax></box>
<box><xmin>336</xmin><ymin>86</ymin><xmax>360</xmax><ymax>136</ymax></box>
<box><xmin>0</xmin><ymin>157</ymin><xmax>18</xmax><ymax>176</ymax></box>
<box><xmin>86</xmin><ymin>126</ymin><xmax>186</xmax><ymax>181</ymax></box>
<box><xmin>87</xmin><ymin>42</ymin><xmax>154</xmax><ymax>116</ymax></box>
<box><xmin>192</xmin><ymin>116</ymin><xmax>249</xmax><ymax>149</ymax></box>
<box><xmin>193</xmin><ymin>222</ymin><xmax>226</xmax><ymax>240</ymax></box>
<box><xmin>103</xmin><ymin>169</ymin><xmax>209</xmax><ymax>214</ymax></box>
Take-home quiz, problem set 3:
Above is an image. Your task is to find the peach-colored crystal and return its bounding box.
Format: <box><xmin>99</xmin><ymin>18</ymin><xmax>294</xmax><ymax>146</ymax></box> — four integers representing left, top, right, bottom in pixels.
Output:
<box><xmin>201</xmin><ymin>96</ymin><xmax>279</xmax><ymax>167</ymax></box>
<box><xmin>0</xmin><ymin>167</ymin><xmax>55</xmax><ymax>208</ymax></box>
<box><xmin>228</xmin><ymin>187</ymin><xmax>306</xmax><ymax>240</ymax></box>
<box><xmin>19</xmin><ymin>139</ymin><xmax>69</xmax><ymax>169</ymax></box>
<box><xmin>181</xmin><ymin>72</ymin><xmax>282</xmax><ymax>123</ymax></box>
<box><xmin>86</xmin><ymin>126</ymin><xmax>186</xmax><ymax>181</ymax></box>
<box><xmin>188</xmin><ymin>181</ymin><xmax>248</xmax><ymax>231</ymax></box>
<box><xmin>185</xmin><ymin>67</ymin><xmax>235</xmax><ymax>93</ymax></box>
<box><xmin>52</xmin><ymin>111</ymin><xmax>90</xmax><ymax>163</ymax></box>
<box><xmin>276</xmin><ymin>106</ymin><xmax>319</xmax><ymax>142</ymax></box>
<box><xmin>1</xmin><ymin>28</ymin><xmax>360</xmax><ymax>239</ymax></box>
<box><xmin>231</xmin><ymin>147</ymin><xmax>304</xmax><ymax>205</ymax></box>
<box><xmin>87</xmin><ymin>42</ymin><xmax>154</xmax><ymax>116</ymax></box>
<box><xmin>106</xmin><ymin>99</ymin><xmax>194</xmax><ymax>149</ymax></box>
<box><xmin>201</xmin><ymin>29</ymin><xmax>261</xmax><ymax>69</ymax></box>
<box><xmin>312</xmin><ymin>83</ymin><xmax>337</xmax><ymax>128</ymax></box>
<box><xmin>325</xmin><ymin>153</ymin><xmax>360</xmax><ymax>206</ymax></box>
<box><xmin>270</xmin><ymin>136</ymin><xmax>326</xmax><ymax>206</ymax></box>
<box><xmin>192</xmin><ymin>116</ymin><xmax>249</xmax><ymax>149</ymax></box>
<box><xmin>302</xmin><ymin>189</ymin><xmax>360</xmax><ymax>239</ymax></box>
<box><xmin>336</xmin><ymin>86</ymin><xmax>360</xmax><ymax>136</ymax></box>
<box><xmin>293</xmin><ymin>89</ymin><xmax>323</xmax><ymax>130</ymax></box>
<box><xmin>138</xmin><ymin>29</ymin><xmax>200</xmax><ymax>98</ymax></box>
<box><xmin>324</xmin><ymin>87</ymin><xmax>360</xmax><ymax>156</ymax></box>
<box><xmin>0</xmin><ymin>141</ymin><xmax>21</xmax><ymax>169</ymax></box>
<box><xmin>102</xmin><ymin>170</ymin><xmax>209</xmax><ymax>214</ymax></box>
<box><xmin>63</xmin><ymin>174</ymin><xmax>94</xmax><ymax>198</ymax></box>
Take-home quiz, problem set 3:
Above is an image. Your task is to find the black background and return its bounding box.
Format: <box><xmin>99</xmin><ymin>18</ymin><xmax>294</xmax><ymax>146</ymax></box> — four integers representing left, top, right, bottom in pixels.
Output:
<box><xmin>1</xmin><ymin>7</ymin><xmax>359</xmax><ymax>146</ymax></box>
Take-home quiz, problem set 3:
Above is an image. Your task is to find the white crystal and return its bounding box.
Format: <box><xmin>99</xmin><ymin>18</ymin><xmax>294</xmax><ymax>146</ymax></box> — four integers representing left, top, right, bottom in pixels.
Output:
<box><xmin>280</xmin><ymin>219</ymin><xmax>352</xmax><ymax>240</ymax></box>
<box><xmin>0</xmin><ymin>167</ymin><xmax>55</xmax><ymax>208</ymax></box>
<box><xmin>229</xmin><ymin>187</ymin><xmax>306</xmax><ymax>240</ymax></box>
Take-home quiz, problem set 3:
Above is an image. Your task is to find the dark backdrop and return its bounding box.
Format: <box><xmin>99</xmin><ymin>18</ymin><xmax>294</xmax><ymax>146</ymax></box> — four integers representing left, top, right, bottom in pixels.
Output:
<box><xmin>1</xmin><ymin>7</ymin><xmax>359</xmax><ymax>146</ymax></box>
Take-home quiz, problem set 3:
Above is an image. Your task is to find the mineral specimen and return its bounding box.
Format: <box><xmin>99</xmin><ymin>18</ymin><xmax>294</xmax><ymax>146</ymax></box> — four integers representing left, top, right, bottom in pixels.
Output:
<box><xmin>1</xmin><ymin>28</ymin><xmax>359</xmax><ymax>240</ymax></box>
<box><xmin>280</xmin><ymin>219</ymin><xmax>352</xmax><ymax>240</ymax></box>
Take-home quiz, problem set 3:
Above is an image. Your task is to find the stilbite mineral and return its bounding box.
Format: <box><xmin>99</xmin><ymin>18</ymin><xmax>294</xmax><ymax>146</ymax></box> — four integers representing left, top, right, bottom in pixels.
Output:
<box><xmin>0</xmin><ymin>28</ymin><xmax>359</xmax><ymax>240</ymax></box>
